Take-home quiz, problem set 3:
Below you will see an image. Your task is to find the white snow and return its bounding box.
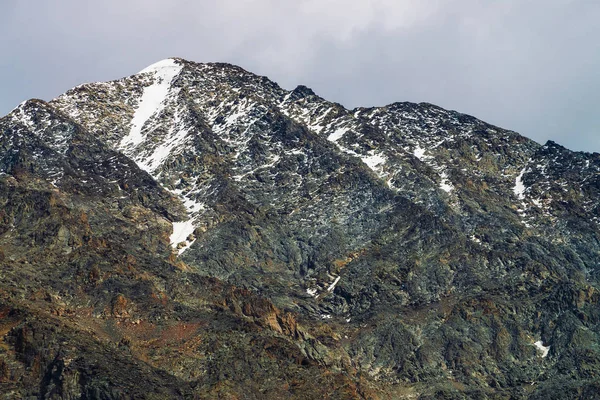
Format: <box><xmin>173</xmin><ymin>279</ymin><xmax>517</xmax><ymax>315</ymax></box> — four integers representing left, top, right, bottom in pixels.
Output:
<box><xmin>279</xmin><ymin>92</ymin><xmax>292</xmax><ymax>107</ymax></box>
<box><xmin>413</xmin><ymin>146</ymin><xmax>428</xmax><ymax>161</ymax></box>
<box><xmin>439</xmin><ymin>171</ymin><xmax>454</xmax><ymax>193</ymax></box>
<box><xmin>120</xmin><ymin>59</ymin><xmax>183</xmax><ymax>150</ymax></box>
<box><xmin>165</xmin><ymin>186</ymin><xmax>206</xmax><ymax>256</ymax></box>
<box><xmin>514</xmin><ymin>167</ymin><xmax>527</xmax><ymax>200</ymax></box>
<box><xmin>362</xmin><ymin>153</ymin><xmax>386</xmax><ymax>170</ymax></box>
<box><xmin>172</xmin><ymin>191</ymin><xmax>205</xmax><ymax>215</ymax></box>
<box><xmin>136</xmin><ymin>109</ymin><xmax>191</xmax><ymax>173</ymax></box>
<box><xmin>170</xmin><ymin>220</ymin><xmax>195</xmax><ymax>245</ymax></box>
<box><xmin>223</xmin><ymin>101</ymin><xmax>251</xmax><ymax>127</ymax></box>
<box><xmin>170</xmin><ymin>220</ymin><xmax>196</xmax><ymax>255</ymax></box>
<box><xmin>533</xmin><ymin>341</ymin><xmax>550</xmax><ymax>358</ymax></box>
<box><xmin>327</xmin><ymin>276</ymin><xmax>341</xmax><ymax>292</ymax></box>
<box><xmin>13</xmin><ymin>103</ymin><xmax>36</xmax><ymax>131</ymax></box>
<box><xmin>327</xmin><ymin>128</ymin><xmax>347</xmax><ymax>142</ymax></box>
<box><xmin>137</xmin><ymin>58</ymin><xmax>181</xmax><ymax>75</ymax></box>
<box><xmin>231</xmin><ymin>154</ymin><xmax>281</xmax><ymax>181</ymax></box>
<box><xmin>10</xmin><ymin>103</ymin><xmax>71</xmax><ymax>155</ymax></box>
<box><xmin>140</xmin><ymin>130</ymin><xmax>191</xmax><ymax>172</ymax></box>
<box><xmin>306</xmin><ymin>288</ymin><xmax>318</xmax><ymax>297</ymax></box>
<box><xmin>306</xmin><ymin>108</ymin><xmax>332</xmax><ymax>134</ymax></box>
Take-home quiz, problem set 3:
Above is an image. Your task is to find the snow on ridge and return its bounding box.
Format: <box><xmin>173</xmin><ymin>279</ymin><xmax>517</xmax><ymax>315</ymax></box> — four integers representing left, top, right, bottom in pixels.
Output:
<box><xmin>10</xmin><ymin>100</ymin><xmax>30</xmax><ymax>116</ymax></box>
<box><xmin>120</xmin><ymin>59</ymin><xmax>183</xmax><ymax>150</ymax></box>
<box><xmin>10</xmin><ymin>102</ymin><xmax>71</xmax><ymax>155</ymax></box>
<box><xmin>137</xmin><ymin>58</ymin><xmax>181</xmax><ymax>75</ymax></box>
<box><xmin>279</xmin><ymin>97</ymin><xmax>394</xmax><ymax>182</ymax></box>
<box><xmin>11</xmin><ymin>102</ymin><xmax>38</xmax><ymax>131</ymax></box>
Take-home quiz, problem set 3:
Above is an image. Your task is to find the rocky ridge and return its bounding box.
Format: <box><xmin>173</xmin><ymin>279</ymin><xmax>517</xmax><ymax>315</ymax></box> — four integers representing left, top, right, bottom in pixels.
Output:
<box><xmin>0</xmin><ymin>57</ymin><xmax>599</xmax><ymax>398</ymax></box>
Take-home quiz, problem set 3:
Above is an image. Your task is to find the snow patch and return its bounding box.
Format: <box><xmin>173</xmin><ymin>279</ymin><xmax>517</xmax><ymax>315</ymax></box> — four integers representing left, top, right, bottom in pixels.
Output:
<box><xmin>137</xmin><ymin>58</ymin><xmax>182</xmax><ymax>75</ymax></box>
<box><xmin>231</xmin><ymin>154</ymin><xmax>281</xmax><ymax>181</ymax></box>
<box><xmin>170</xmin><ymin>220</ymin><xmax>196</xmax><ymax>255</ymax></box>
<box><xmin>168</xmin><ymin>186</ymin><xmax>207</xmax><ymax>255</ymax></box>
<box><xmin>11</xmin><ymin>103</ymin><xmax>71</xmax><ymax>155</ymax></box>
<box><xmin>533</xmin><ymin>341</ymin><xmax>550</xmax><ymax>358</ymax></box>
<box><xmin>439</xmin><ymin>171</ymin><xmax>454</xmax><ymax>193</ymax></box>
<box><xmin>327</xmin><ymin>128</ymin><xmax>347</xmax><ymax>142</ymax></box>
<box><xmin>141</xmin><ymin>129</ymin><xmax>191</xmax><ymax>172</ymax></box>
<box><xmin>172</xmin><ymin>190</ymin><xmax>205</xmax><ymax>215</ymax></box>
<box><xmin>120</xmin><ymin>59</ymin><xmax>183</xmax><ymax>150</ymax></box>
<box><xmin>327</xmin><ymin>276</ymin><xmax>341</xmax><ymax>292</ymax></box>
<box><xmin>413</xmin><ymin>146</ymin><xmax>429</xmax><ymax>161</ymax></box>
<box><xmin>135</xmin><ymin>108</ymin><xmax>191</xmax><ymax>173</ymax></box>
<box><xmin>362</xmin><ymin>153</ymin><xmax>386</xmax><ymax>170</ymax></box>
<box><xmin>514</xmin><ymin>167</ymin><xmax>527</xmax><ymax>200</ymax></box>
<box><xmin>470</xmin><ymin>235</ymin><xmax>481</xmax><ymax>244</ymax></box>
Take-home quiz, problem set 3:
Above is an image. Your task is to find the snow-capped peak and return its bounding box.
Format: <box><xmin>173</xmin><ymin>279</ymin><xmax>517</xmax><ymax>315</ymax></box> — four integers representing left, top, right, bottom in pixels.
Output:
<box><xmin>137</xmin><ymin>58</ymin><xmax>182</xmax><ymax>75</ymax></box>
<box><xmin>119</xmin><ymin>58</ymin><xmax>184</xmax><ymax>152</ymax></box>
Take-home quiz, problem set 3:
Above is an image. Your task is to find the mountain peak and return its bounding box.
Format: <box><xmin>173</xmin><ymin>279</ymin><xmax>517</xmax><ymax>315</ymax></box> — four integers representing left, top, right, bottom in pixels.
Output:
<box><xmin>137</xmin><ymin>57</ymin><xmax>184</xmax><ymax>75</ymax></box>
<box><xmin>290</xmin><ymin>84</ymin><xmax>316</xmax><ymax>98</ymax></box>
<box><xmin>4</xmin><ymin>58</ymin><xmax>600</xmax><ymax>398</ymax></box>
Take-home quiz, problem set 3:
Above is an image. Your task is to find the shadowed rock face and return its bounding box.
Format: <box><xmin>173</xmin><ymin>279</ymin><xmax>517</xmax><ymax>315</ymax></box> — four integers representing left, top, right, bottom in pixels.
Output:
<box><xmin>0</xmin><ymin>58</ymin><xmax>599</xmax><ymax>399</ymax></box>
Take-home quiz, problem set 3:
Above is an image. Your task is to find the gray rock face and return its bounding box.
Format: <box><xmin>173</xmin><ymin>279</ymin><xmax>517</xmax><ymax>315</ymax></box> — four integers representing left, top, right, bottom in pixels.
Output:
<box><xmin>1</xmin><ymin>57</ymin><xmax>600</xmax><ymax>398</ymax></box>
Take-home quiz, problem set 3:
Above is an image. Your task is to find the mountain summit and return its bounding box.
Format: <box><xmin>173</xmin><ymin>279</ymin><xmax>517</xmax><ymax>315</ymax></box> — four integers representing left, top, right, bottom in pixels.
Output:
<box><xmin>1</xmin><ymin>57</ymin><xmax>600</xmax><ymax>399</ymax></box>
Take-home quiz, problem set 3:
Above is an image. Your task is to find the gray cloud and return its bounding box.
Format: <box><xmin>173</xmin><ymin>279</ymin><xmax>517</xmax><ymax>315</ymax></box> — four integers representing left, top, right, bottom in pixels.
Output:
<box><xmin>1</xmin><ymin>0</ymin><xmax>599</xmax><ymax>152</ymax></box>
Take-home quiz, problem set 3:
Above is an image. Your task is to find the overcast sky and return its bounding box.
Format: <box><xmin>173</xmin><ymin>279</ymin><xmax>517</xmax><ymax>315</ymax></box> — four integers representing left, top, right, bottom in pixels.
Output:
<box><xmin>1</xmin><ymin>1</ymin><xmax>599</xmax><ymax>152</ymax></box>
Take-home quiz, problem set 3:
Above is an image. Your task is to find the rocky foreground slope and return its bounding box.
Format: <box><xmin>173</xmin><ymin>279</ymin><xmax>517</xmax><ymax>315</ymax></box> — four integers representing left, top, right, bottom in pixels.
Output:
<box><xmin>1</xmin><ymin>58</ymin><xmax>600</xmax><ymax>399</ymax></box>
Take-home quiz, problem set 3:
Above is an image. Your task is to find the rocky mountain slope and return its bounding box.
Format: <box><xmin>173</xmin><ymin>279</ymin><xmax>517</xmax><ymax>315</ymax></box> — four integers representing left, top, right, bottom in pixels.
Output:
<box><xmin>1</xmin><ymin>57</ymin><xmax>600</xmax><ymax>399</ymax></box>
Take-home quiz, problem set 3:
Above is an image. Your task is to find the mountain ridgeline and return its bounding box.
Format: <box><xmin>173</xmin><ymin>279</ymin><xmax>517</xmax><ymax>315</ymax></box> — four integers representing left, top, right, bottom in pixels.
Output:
<box><xmin>1</xmin><ymin>58</ymin><xmax>600</xmax><ymax>399</ymax></box>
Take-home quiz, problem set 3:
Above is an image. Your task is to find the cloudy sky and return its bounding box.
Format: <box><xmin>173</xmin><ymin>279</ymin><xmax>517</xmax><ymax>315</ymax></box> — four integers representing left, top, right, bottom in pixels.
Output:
<box><xmin>1</xmin><ymin>1</ymin><xmax>599</xmax><ymax>152</ymax></box>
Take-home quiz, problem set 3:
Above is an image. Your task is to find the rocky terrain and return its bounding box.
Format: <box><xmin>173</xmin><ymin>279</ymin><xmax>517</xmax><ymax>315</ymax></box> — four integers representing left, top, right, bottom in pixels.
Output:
<box><xmin>1</xmin><ymin>57</ymin><xmax>600</xmax><ymax>399</ymax></box>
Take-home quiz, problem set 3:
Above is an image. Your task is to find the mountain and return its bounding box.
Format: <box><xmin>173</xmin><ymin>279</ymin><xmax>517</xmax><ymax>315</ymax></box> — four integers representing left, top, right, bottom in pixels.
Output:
<box><xmin>1</xmin><ymin>57</ymin><xmax>600</xmax><ymax>399</ymax></box>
